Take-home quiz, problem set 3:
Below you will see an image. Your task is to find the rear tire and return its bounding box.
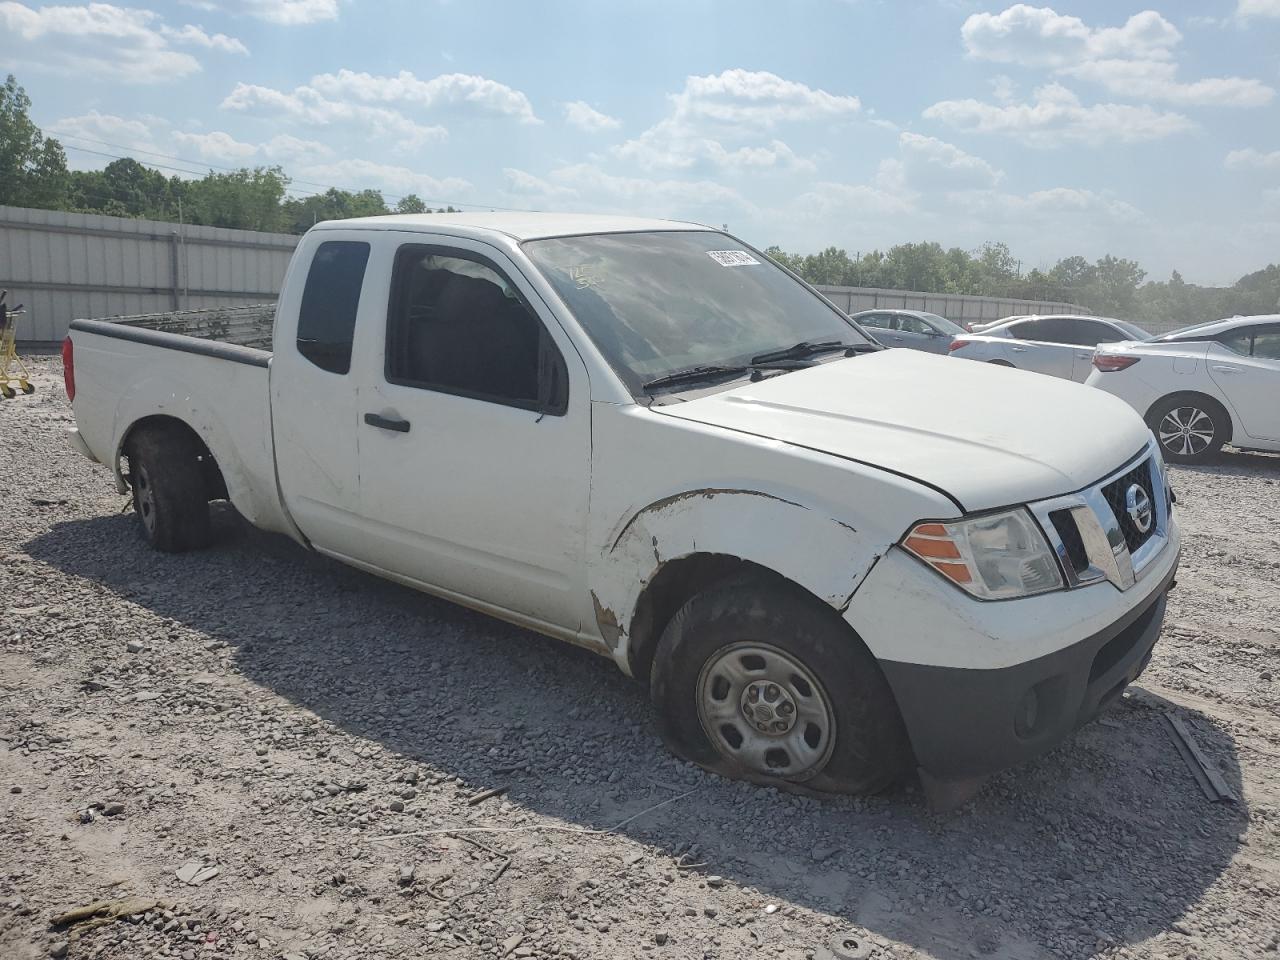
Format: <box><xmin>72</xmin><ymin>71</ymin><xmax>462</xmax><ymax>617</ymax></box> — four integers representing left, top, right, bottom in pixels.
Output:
<box><xmin>125</xmin><ymin>426</ymin><xmax>213</xmax><ymax>552</ymax></box>
<box><xmin>650</xmin><ymin>577</ymin><xmax>911</xmax><ymax>795</ymax></box>
<box><xmin>1147</xmin><ymin>394</ymin><xmax>1228</xmax><ymax>464</ymax></box>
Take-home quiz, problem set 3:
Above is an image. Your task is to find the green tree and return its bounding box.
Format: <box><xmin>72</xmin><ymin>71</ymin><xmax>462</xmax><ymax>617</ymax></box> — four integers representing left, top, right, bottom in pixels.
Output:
<box><xmin>0</xmin><ymin>74</ymin><xmax>69</xmax><ymax>209</ymax></box>
<box><xmin>184</xmin><ymin>167</ymin><xmax>289</xmax><ymax>231</ymax></box>
<box><xmin>395</xmin><ymin>193</ymin><xmax>427</xmax><ymax>214</ymax></box>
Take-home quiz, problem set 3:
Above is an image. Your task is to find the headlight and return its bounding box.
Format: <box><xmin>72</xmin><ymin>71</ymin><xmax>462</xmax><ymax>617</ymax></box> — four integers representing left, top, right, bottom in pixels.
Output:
<box><xmin>902</xmin><ymin>509</ymin><xmax>1064</xmax><ymax>600</ymax></box>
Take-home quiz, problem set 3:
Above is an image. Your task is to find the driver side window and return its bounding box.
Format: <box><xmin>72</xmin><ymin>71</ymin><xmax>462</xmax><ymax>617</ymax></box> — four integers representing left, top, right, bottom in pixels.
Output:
<box><xmin>385</xmin><ymin>245</ymin><xmax>568</xmax><ymax>415</ymax></box>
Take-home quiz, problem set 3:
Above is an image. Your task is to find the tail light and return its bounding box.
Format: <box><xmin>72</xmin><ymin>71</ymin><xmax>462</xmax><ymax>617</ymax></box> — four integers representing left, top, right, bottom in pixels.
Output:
<box><xmin>948</xmin><ymin>338</ymin><xmax>972</xmax><ymax>352</ymax></box>
<box><xmin>62</xmin><ymin>336</ymin><xmax>75</xmax><ymax>401</ymax></box>
<box><xmin>1092</xmin><ymin>354</ymin><xmax>1139</xmax><ymax>372</ymax></box>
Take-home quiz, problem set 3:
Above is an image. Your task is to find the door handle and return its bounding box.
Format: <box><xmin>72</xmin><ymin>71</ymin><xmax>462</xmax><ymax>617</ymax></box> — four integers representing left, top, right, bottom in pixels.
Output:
<box><xmin>1211</xmin><ymin>364</ymin><xmax>1242</xmax><ymax>374</ymax></box>
<box><xmin>1077</xmin><ymin>352</ymin><xmax>1093</xmax><ymax>359</ymax></box>
<box><xmin>364</xmin><ymin>412</ymin><xmax>411</xmax><ymax>433</ymax></box>
<box><xmin>1010</xmin><ymin>346</ymin><xmax>1027</xmax><ymax>353</ymax></box>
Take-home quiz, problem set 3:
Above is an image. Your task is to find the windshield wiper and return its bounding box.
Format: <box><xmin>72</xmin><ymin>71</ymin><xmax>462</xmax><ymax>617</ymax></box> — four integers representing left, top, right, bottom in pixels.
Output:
<box><xmin>750</xmin><ymin>339</ymin><xmax>869</xmax><ymax>364</ymax></box>
<box><xmin>641</xmin><ymin>364</ymin><xmax>750</xmax><ymax>392</ymax></box>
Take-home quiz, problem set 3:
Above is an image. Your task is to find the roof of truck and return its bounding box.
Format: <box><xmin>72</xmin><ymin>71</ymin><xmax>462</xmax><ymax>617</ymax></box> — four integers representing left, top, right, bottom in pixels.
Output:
<box><xmin>312</xmin><ymin>212</ymin><xmax>714</xmax><ymax>241</ymax></box>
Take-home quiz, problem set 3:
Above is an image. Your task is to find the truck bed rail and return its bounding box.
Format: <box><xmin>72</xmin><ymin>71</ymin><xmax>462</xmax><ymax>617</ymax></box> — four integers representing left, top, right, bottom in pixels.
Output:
<box><xmin>108</xmin><ymin>303</ymin><xmax>276</xmax><ymax>351</ymax></box>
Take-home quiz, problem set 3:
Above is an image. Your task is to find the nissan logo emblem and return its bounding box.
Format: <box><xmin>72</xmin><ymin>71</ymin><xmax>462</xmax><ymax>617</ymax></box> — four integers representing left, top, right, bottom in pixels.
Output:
<box><xmin>1125</xmin><ymin>484</ymin><xmax>1153</xmax><ymax>534</ymax></box>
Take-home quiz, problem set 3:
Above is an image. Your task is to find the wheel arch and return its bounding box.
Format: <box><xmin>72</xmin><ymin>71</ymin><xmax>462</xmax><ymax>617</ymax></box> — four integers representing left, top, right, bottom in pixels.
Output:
<box><xmin>593</xmin><ymin>487</ymin><xmax>889</xmax><ymax>683</ymax></box>
<box><xmin>120</xmin><ymin>415</ymin><xmax>227</xmax><ymax>502</ymax></box>
<box><xmin>1144</xmin><ymin>390</ymin><xmax>1233</xmax><ymax>444</ymax></box>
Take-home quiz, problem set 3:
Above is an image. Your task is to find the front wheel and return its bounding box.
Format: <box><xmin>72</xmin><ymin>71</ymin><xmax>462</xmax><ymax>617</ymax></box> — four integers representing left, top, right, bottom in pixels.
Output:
<box><xmin>650</xmin><ymin>577</ymin><xmax>911</xmax><ymax>794</ymax></box>
<box><xmin>1148</xmin><ymin>395</ymin><xmax>1227</xmax><ymax>464</ymax></box>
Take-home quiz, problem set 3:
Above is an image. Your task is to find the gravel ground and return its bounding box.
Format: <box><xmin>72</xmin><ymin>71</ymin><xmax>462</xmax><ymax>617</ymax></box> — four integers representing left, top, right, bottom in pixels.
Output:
<box><xmin>2</xmin><ymin>355</ymin><xmax>1278</xmax><ymax>960</ymax></box>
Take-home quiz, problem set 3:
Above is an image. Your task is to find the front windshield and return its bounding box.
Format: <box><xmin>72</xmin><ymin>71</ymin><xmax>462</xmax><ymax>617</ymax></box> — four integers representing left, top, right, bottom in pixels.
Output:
<box><xmin>524</xmin><ymin>231</ymin><xmax>871</xmax><ymax>394</ymax></box>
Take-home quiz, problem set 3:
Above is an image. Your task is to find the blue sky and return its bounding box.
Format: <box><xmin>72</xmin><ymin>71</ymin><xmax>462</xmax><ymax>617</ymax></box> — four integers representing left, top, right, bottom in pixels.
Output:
<box><xmin>4</xmin><ymin>0</ymin><xmax>1279</xmax><ymax>284</ymax></box>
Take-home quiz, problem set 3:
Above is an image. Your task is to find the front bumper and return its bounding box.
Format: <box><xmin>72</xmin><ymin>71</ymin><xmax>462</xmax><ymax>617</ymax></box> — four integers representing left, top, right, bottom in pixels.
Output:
<box><xmin>877</xmin><ymin>555</ymin><xmax>1177</xmax><ymax>781</ymax></box>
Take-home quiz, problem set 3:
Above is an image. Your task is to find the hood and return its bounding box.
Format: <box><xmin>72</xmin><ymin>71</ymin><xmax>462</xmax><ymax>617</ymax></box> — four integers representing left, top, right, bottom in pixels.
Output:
<box><xmin>655</xmin><ymin>349</ymin><xmax>1150</xmax><ymax>512</ymax></box>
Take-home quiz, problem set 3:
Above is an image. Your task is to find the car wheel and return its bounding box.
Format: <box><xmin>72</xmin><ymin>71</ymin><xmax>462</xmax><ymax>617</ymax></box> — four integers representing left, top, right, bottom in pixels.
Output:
<box><xmin>1147</xmin><ymin>395</ymin><xmax>1227</xmax><ymax>464</ymax></box>
<box><xmin>125</xmin><ymin>426</ymin><xmax>213</xmax><ymax>552</ymax></box>
<box><xmin>650</xmin><ymin>576</ymin><xmax>911</xmax><ymax>795</ymax></box>
<box><xmin>988</xmin><ymin>359</ymin><xmax>1015</xmax><ymax>367</ymax></box>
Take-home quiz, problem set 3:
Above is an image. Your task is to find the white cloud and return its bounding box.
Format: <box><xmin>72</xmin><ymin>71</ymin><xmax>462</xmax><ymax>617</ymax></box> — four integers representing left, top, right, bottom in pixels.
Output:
<box><xmin>790</xmin><ymin>180</ymin><xmax>917</xmax><ymax>221</ymax></box>
<box><xmin>946</xmin><ymin>186</ymin><xmax>1144</xmax><ymax>224</ymax></box>
<box><xmin>1225</xmin><ymin>147</ymin><xmax>1280</xmax><ymax>170</ymax></box>
<box><xmin>546</xmin><ymin>163</ymin><xmax>749</xmax><ymax>213</ymax></box>
<box><xmin>307</xmin><ymin>70</ymin><xmax>540</xmax><ymax>124</ymax></box>
<box><xmin>1238</xmin><ymin>0</ymin><xmax>1280</xmax><ymax>17</ymax></box>
<box><xmin>297</xmin><ymin>159</ymin><xmax>470</xmax><ymax>198</ymax></box>
<box><xmin>898</xmin><ymin>132</ymin><xmax>1002</xmax><ymax>189</ymax></box>
<box><xmin>161</xmin><ymin>23</ymin><xmax>249</xmax><ymax>55</ymax></box>
<box><xmin>610</xmin><ymin>69</ymin><xmax>853</xmax><ymax>173</ymax></box>
<box><xmin>187</xmin><ymin>0</ymin><xmax>339</xmax><ymax>25</ymax></box>
<box><xmin>563</xmin><ymin>101</ymin><xmax>621</xmax><ymax>132</ymax></box>
<box><xmin>173</xmin><ymin>130</ymin><xmax>257</xmax><ymax>160</ymax></box>
<box><xmin>503</xmin><ymin>167</ymin><xmax>578</xmax><ymax>201</ymax></box>
<box><xmin>49</xmin><ymin>111</ymin><xmax>159</xmax><ymax>154</ymax></box>
<box><xmin>963</xmin><ymin>6</ymin><xmax>1180</xmax><ymax>66</ymax></box>
<box><xmin>1060</xmin><ymin>58</ymin><xmax>1272</xmax><ymax>108</ymax></box>
<box><xmin>960</xmin><ymin>5</ymin><xmax>1272</xmax><ymax>108</ymax></box>
<box><xmin>259</xmin><ymin>134</ymin><xmax>333</xmax><ymax>161</ymax></box>
<box><xmin>221</xmin><ymin>82</ymin><xmax>448</xmax><ymax>146</ymax></box>
<box><xmin>0</xmin><ymin>2</ymin><xmax>202</xmax><ymax>82</ymax></box>
<box><xmin>924</xmin><ymin>82</ymin><xmax>1195</xmax><ymax>146</ymax></box>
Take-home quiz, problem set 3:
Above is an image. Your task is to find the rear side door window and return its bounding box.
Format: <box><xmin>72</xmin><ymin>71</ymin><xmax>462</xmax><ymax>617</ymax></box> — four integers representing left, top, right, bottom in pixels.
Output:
<box><xmin>1248</xmin><ymin>325</ymin><xmax>1280</xmax><ymax>360</ymax></box>
<box><xmin>385</xmin><ymin>246</ymin><xmax>568</xmax><ymax>414</ymax></box>
<box><xmin>296</xmin><ymin>240</ymin><xmax>371</xmax><ymax>375</ymax></box>
<box><xmin>1007</xmin><ymin>319</ymin><xmax>1043</xmax><ymax>341</ymax></box>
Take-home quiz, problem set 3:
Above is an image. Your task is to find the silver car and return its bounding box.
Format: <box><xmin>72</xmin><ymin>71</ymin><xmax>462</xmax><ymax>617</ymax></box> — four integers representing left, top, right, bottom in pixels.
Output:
<box><xmin>949</xmin><ymin>314</ymin><xmax>1152</xmax><ymax>382</ymax></box>
<box><xmin>850</xmin><ymin>309</ymin><xmax>966</xmax><ymax>354</ymax></box>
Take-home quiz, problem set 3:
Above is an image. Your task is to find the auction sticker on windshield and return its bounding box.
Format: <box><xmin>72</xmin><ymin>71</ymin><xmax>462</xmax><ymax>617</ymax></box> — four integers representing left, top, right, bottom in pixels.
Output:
<box><xmin>706</xmin><ymin>250</ymin><xmax>761</xmax><ymax>267</ymax></box>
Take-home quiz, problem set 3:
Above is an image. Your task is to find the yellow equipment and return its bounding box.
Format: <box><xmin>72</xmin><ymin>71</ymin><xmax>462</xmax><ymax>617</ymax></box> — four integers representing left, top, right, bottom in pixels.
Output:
<box><xmin>0</xmin><ymin>289</ymin><xmax>36</xmax><ymax>400</ymax></box>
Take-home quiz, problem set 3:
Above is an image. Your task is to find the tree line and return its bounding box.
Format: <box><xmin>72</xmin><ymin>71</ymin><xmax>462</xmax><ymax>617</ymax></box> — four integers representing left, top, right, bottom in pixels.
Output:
<box><xmin>3</xmin><ymin>74</ymin><xmax>1277</xmax><ymax>325</ymax></box>
<box><xmin>763</xmin><ymin>243</ymin><xmax>1280</xmax><ymax>328</ymax></box>
<box><xmin>0</xmin><ymin>75</ymin><xmax>453</xmax><ymax>235</ymax></box>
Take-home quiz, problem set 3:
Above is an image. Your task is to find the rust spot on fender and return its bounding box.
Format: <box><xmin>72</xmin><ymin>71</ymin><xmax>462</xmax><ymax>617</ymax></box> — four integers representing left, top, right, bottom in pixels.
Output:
<box><xmin>591</xmin><ymin>591</ymin><xmax>623</xmax><ymax>650</ymax></box>
<box><xmin>611</xmin><ymin>488</ymin><xmax>807</xmax><ymax>551</ymax></box>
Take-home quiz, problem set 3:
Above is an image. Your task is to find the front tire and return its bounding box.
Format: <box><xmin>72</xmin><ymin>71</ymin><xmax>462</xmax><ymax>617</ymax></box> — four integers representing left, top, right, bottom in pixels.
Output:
<box><xmin>1147</xmin><ymin>395</ymin><xmax>1227</xmax><ymax>464</ymax></box>
<box><xmin>650</xmin><ymin>577</ymin><xmax>911</xmax><ymax>795</ymax></box>
<box><xmin>125</xmin><ymin>427</ymin><xmax>213</xmax><ymax>552</ymax></box>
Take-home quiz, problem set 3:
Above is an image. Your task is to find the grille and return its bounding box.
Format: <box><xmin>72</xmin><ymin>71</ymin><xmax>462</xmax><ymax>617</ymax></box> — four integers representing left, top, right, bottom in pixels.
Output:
<box><xmin>1101</xmin><ymin>459</ymin><xmax>1156</xmax><ymax>555</ymax></box>
<box><xmin>1049</xmin><ymin>509</ymin><xmax>1088</xmax><ymax>575</ymax></box>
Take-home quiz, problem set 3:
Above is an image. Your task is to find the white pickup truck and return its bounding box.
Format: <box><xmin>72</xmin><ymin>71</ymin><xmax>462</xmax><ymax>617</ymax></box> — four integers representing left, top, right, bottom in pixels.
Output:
<box><xmin>64</xmin><ymin>213</ymin><xmax>1180</xmax><ymax>801</ymax></box>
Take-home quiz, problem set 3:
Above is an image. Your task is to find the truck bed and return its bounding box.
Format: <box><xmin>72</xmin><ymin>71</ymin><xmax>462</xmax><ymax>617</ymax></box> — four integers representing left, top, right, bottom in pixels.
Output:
<box><xmin>67</xmin><ymin>302</ymin><xmax>294</xmax><ymax>537</ymax></box>
<box><xmin>104</xmin><ymin>303</ymin><xmax>275</xmax><ymax>352</ymax></box>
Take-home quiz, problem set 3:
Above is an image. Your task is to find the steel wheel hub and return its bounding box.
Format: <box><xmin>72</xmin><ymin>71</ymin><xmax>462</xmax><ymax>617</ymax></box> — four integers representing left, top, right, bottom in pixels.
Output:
<box><xmin>1158</xmin><ymin>407</ymin><xmax>1214</xmax><ymax>457</ymax></box>
<box><xmin>136</xmin><ymin>466</ymin><xmax>156</xmax><ymax>534</ymax></box>
<box><xmin>697</xmin><ymin>642</ymin><xmax>836</xmax><ymax>780</ymax></box>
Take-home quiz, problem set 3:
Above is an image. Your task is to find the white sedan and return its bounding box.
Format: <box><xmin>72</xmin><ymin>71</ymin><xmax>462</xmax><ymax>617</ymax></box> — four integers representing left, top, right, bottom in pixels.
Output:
<box><xmin>948</xmin><ymin>314</ymin><xmax>1151</xmax><ymax>382</ymax></box>
<box><xmin>1086</xmin><ymin>315</ymin><xmax>1280</xmax><ymax>463</ymax></box>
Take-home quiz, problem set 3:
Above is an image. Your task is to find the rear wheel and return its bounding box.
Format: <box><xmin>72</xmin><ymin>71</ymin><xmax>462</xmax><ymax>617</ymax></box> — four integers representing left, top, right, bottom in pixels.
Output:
<box><xmin>988</xmin><ymin>359</ymin><xmax>1014</xmax><ymax>367</ymax></box>
<box><xmin>650</xmin><ymin>577</ymin><xmax>911</xmax><ymax>794</ymax></box>
<box><xmin>125</xmin><ymin>426</ymin><xmax>212</xmax><ymax>552</ymax></box>
<box><xmin>1147</xmin><ymin>395</ymin><xmax>1227</xmax><ymax>464</ymax></box>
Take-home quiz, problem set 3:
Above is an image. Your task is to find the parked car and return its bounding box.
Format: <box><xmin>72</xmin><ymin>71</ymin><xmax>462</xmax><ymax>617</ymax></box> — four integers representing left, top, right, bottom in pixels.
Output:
<box><xmin>1087</xmin><ymin>314</ymin><xmax>1280</xmax><ymax>464</ymax></box>
<box><xmin>849</xmin><ymin>309</ymin><xmax>965</xmax><ymax>354</ymax></box>
<box><xmin>63</xmin><ymin>213</ymin><xmax>1180</xmax><ymax>803</ymax></box>
<box><xmin>965</xmin><ymin>314</ymin><xmax>1029</xmax><ymax>334</ymax></box>
<box><xmin>949</xmin><ymin>314</ymin><xmax>1152</xmax><ymax>382</ymax></box>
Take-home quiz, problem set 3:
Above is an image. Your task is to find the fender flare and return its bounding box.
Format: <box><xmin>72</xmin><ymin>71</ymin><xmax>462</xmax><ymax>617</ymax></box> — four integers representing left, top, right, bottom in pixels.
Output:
<box><xmin>108</xmin><ymin>368</ymin><xmax>289</xmax><ymax>533</ymax></box>
<box><xmin>591</xmin><ymin>488</ymin><xmax>886</xmax><ymax>671</ymax></box>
